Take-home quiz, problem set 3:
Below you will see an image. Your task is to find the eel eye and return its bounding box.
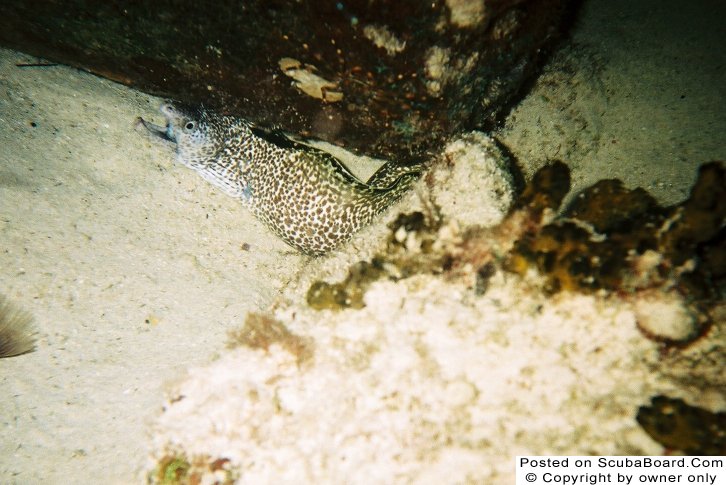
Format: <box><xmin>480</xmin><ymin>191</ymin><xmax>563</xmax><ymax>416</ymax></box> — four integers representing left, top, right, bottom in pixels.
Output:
<box><xmin>183</xmin><ymin>120</ymin><xmax>196</xmax><ymax>133</ymax></box>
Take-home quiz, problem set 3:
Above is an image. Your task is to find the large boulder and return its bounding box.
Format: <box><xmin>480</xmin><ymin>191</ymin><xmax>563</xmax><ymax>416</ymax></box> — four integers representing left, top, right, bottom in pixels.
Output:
<box><xmin>0</xmin><ymin>0</ymin><xmax>577</xmax><ymax>163</ymax></box>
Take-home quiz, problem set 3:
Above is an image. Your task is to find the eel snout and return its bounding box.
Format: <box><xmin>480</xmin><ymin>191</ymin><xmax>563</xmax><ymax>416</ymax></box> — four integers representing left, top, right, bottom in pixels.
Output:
<box><xmin>135</xmin><ymin>116</ymin><xmax>175</xmax><ymax>143</ymax></box>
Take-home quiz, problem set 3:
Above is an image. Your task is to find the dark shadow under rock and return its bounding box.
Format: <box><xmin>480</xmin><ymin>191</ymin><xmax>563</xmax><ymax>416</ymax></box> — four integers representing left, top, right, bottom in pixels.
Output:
<box><xmin>0</xmin><ymin>0</ymin><xmax>578</xmax><ymax>163</ymax></box>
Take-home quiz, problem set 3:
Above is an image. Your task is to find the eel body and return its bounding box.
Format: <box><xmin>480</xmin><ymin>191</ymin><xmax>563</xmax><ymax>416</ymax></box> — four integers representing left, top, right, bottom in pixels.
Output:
<box><xmin>140</xmin><ymin>103</ymin><xmax>419</xmax><ymax>255</ymax></box>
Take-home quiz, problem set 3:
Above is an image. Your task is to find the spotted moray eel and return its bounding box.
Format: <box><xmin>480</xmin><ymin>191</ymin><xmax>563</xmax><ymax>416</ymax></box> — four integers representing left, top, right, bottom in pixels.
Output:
<box><xmin>139</xmin><ymin>103</ymin><xmax>420</xmax><ymax>255</ymax></box>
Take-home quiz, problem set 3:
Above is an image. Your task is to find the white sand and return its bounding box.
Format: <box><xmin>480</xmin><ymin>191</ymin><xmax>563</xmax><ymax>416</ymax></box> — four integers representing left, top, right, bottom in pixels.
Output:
<box><xmin>0</xmin><ymin>50</ymin><xmax>306</xmax><ymax>482</ymax></box>
<box><xmin>1</xmin><ymin>0</ymin><xmax>724</xmax><ymax>482</ymax></box>
<box><xmin>498</xmin><ymin>0</ymin><xmax>726</xmax><ymax>207</ymax></box>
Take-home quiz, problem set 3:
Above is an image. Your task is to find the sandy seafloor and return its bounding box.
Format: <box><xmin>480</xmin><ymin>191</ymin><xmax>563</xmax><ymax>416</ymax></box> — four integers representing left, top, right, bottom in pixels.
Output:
<box><xmin>0</xmin><ymin>0</ymin><xmax>724</xmax><ymax>483</ymax></box>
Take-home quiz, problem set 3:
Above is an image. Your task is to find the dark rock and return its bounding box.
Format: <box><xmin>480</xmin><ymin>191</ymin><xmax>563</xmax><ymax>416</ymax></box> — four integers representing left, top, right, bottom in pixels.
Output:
<box><xmin>509</xmin><ymin>161</ymin><xmax>725</xmax><ymax>297</ymax></box>
<box><xmin>511</xmin><ymin>160</ymin><xmax>571</xmax><ymax>216</ymax></box>
<box><xmin>564</xmin><ymin>179</ymin><xmax>662</xmax><ymax>234</ymax></box>
<box><xmin>637</xmin><ymin>395</ymin><xmax>726</xmax><ymax>455</ymax></box>
<box><xmin>659</xmin><ymin>162</ymin><xmax>726</xmax><ymax>267</ymax></box>
<box><xmin>0</xmin><ymin>0</ymin><xmax>577</xmax><ymax>163</ymax></box>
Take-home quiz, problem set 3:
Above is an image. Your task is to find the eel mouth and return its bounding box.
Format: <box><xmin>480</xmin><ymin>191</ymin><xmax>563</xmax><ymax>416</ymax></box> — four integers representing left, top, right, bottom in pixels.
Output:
<box><xmin>137</xmin><ymin>104</ymin><xmax>182</xmax><ymax>143</ymax></box>
<box><xmin>137</xmin><ymin>117</ymin><xmax>175</xmax><ymax>143</ymax></box>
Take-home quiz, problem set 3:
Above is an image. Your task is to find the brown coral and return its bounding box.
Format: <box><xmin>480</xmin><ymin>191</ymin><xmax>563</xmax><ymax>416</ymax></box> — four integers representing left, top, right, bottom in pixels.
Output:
<box><xmin>228</xmin><ymin>313</ymin><xmax>314</xmax><ymax>365</ymax></box>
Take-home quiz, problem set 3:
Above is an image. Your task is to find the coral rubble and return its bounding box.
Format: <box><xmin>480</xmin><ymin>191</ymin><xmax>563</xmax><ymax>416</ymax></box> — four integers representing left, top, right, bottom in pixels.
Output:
<box><xmin>147</xmin><ymin>140</ymin><xmax>724</xmax><ymax>483</ymax></box>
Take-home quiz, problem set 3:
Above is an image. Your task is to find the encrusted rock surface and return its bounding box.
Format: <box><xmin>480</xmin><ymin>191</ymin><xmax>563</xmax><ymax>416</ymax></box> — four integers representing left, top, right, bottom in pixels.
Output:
<box><xmin>0</xmin><ymin>0</ymin><xmax>577</xmax><ymax>163</ymax></box>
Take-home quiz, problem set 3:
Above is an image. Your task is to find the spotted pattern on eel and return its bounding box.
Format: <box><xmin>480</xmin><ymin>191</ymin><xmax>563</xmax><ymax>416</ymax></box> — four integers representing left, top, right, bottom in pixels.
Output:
<box><xmin>139</xmin><ymin>103</ymin><xmax>421</xmax><ymax>255</ymax></box>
